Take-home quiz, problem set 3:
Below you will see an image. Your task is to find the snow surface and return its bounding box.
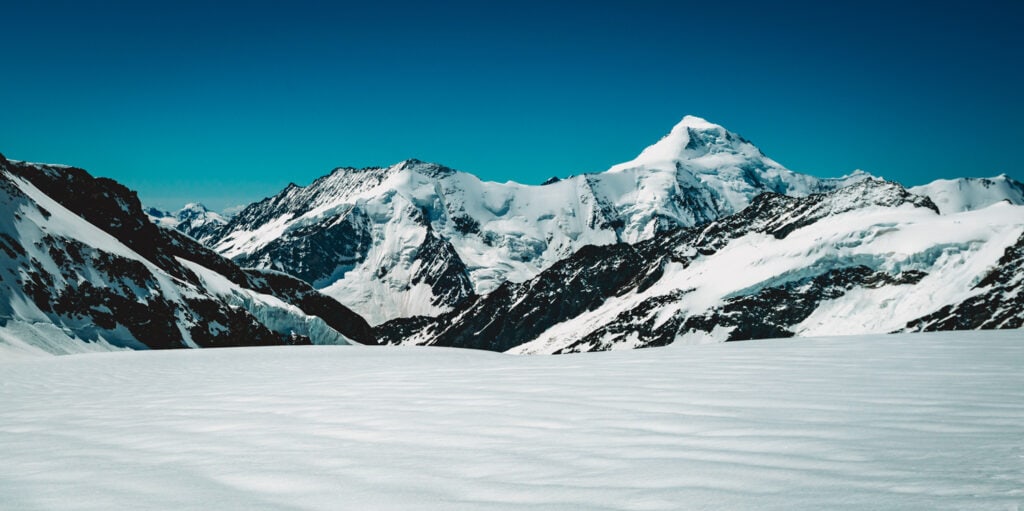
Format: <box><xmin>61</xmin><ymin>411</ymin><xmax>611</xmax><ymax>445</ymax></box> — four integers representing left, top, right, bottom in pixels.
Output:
<box><xmin>1</xmin><ymin>331</ymin><xmax>1022</xmax><ymax>510</ymax></box>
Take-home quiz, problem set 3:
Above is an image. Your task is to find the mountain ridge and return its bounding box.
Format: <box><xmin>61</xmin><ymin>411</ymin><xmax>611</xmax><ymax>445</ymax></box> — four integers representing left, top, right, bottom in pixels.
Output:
<box><xmin>5</xmin><ymin>115</ymin><xmax>1024</xmax><ymax>354</ymax></box>
<box><xmin>0</xmin><ymin>153</ymin><xmax>374</xmax><ymax>356</ymax></box>
<box><xmin>375</xmin><ymin>177</ymin><xmax>1009</xmax><ymax>353</ymax></box>
<box><xmin>205</xmin><ymin>116</ymin><xmax>879</xmax><ymax>325</ymax></box>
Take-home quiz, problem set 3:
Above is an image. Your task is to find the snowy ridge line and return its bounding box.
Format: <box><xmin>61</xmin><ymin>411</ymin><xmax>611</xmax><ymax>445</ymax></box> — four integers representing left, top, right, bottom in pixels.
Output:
<box><xmin>202</xmin><ymin>114</ymin><xmax>1023</xmax><ymax>327</ymax></box>
<box><xmin>5</xmin><ymin>113</ymin><xmax>1024</xmax><ymax>354</ymax></box>
<box><xmin>909</xmin><ymin>174</ymin><xmax>1024</xmax><ymax>213</ymax></box>
<box><xmin>206</xmin><ymin>116</ymin><xmax>878</xmax><ymax>325</ymax></box>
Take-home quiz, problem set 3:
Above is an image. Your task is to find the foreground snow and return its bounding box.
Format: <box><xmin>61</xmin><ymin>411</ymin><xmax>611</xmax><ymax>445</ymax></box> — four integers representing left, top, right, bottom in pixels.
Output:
<box><xmin>1</xmin><ymin>331</ymin><xmax>1022</xmax><ymax>510</ymax></box>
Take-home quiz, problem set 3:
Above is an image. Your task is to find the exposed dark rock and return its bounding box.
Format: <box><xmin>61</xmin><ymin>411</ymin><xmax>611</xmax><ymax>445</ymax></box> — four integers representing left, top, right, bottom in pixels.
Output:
<box><xmin>232</xmin><ymin>209</ymin><xmax>372</xmax><ymax>286</ymax></box>
<box><xmin>411</xmin><ymin>227</ymin><xmax>474</xmax><ymax>310</ymax></box>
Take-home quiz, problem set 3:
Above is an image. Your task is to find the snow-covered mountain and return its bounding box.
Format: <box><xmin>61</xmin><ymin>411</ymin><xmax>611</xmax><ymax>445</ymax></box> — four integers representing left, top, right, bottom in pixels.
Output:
<box><xmin>7</xmin><ymin>115</ymin><xmax>1021</xmax><ymax>355</ymax></box>
<box><xmin>373</xmin><ymin>178</ymin><xmax>1024</xmax><ymax>353</ymax></box>
<box><xmin>209</xmin><ymin>116</ymin><xmax>871</xmax><ymax>325</ymax></box>
<box><xmin>0</xmin><ymin>154</ymin><xmax>374</xmax><ymax>356</ymax></box>
<box><xmin>146</xmin><ymin>202</ymin><xmax>228</xmax><ymax>243</ymax></box>
<box><xmin>908</xmin><ymin>174</ymin><xmax>1024</xmax><ymax>213</ymax></box>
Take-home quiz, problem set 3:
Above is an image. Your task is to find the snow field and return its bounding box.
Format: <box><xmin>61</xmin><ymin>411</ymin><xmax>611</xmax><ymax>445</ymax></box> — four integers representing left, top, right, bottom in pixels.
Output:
<box><xmin>1</xmin><ymin>330</ymin><xmax>1022</xmax><ymax>510</ymax></box>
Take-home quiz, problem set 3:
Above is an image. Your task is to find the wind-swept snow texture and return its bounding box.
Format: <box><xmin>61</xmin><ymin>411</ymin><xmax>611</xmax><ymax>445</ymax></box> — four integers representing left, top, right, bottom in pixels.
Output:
<box><xmin>210</xmin><ymin>116</ymin><xmax>869</xmax><ymax>325</ymax></box>
<box><xmin>1</xmin><ymin>331</ymin><xmax>1022</xmax><ymax>510</ymax></box>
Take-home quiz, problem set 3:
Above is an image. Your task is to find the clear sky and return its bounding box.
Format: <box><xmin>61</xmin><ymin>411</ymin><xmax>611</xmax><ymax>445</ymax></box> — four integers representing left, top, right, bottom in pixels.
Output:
<box><xmin>2</xmin><ymin>0</ymin><xmax>1022</xmax><ymax>211</ymax></box>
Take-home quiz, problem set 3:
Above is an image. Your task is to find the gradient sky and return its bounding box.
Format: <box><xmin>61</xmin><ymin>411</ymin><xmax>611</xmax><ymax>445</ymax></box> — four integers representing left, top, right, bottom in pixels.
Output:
<box><xmin>2</xmin><ymin>0</ymin><xmax>1022</xmax><ymax>211</ymax></box>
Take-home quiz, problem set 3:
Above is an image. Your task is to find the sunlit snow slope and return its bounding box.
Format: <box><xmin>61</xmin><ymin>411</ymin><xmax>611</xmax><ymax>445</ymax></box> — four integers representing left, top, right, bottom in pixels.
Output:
<box><xmin>0</xmin><ymin>156</ymin><xmax>371</xmax><ymax>355</ymax></box>
<box><xmin>909</xmin><ymin>174</ymin><xmax>1024</xmax><ymax>213</ymax></box>
<box><xmin>1</xmin><ymin>331</ymin><xmax>1022</xmax><ymax>510</ymax></box>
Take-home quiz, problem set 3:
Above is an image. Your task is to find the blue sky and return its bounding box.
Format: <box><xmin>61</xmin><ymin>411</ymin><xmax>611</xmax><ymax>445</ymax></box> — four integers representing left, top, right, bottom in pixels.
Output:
<box><xmin>2</xmin><ymin>0</ymin><xmax>1022</xmax><ymax>211</ymax></box>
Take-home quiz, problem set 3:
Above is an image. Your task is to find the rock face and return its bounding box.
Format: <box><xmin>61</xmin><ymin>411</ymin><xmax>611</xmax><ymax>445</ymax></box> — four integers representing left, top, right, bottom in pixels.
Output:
<box><xmin>0</xmin><ymin>154</ymin><xmax>374</xmax><ymax>355</ymax></box>
<box><xmin>375</xmin><ymin>179</ymin><xmax>1024</xmax><ymax>353</ymax></box>
<box><xmin>208</xmin><ymin>116</ymin><xmax>870</xmax><ymax>325</ymax></box>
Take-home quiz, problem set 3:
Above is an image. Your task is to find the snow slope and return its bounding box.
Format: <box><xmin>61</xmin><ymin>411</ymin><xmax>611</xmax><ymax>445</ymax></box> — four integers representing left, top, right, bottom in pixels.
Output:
<box><xmin>1</xmin><ymin>331</ymin><xmax>1022</xmax><ymax>510</ymax></box>
<box><xmin>210</xmin><ymin>116</ymin><xmax>868</xmax><ymax>324</ymax></box>
<box><xmin>909</xmin><ymin>174</ymin><xmax>1024</xmax><ymax>213</ymax></box>
<box><xmin>0</xmin><ymin>156</ymin><xmax>367</xmax><ymax>355</ymax></box>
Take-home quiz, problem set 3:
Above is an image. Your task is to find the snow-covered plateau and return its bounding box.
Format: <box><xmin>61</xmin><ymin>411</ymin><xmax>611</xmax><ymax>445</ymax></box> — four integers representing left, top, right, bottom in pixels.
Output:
<box><xmin>1</xmin><ymin>331</ymin><xmax>1022</xmax><ymax>510</ymax></box>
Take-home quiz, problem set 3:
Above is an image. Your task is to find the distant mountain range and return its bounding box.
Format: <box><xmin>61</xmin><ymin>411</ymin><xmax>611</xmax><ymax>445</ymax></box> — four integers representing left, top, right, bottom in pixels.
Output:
<box><xmin>197</xmin><ymin>117</ymin><xmax>873</xmax><ymax>325</ymax></box>
<box><xmin>2</xmin><ymin>116</ymin><xmax>1022</xmax><ymax>355</ymax></box>
<box><xmin>197</xmin><ymin>116</ymin><xmax>1024</xmax><ymax>327</ymax></box>
<box><xmin>145</xmin><ymin>203</ymin><xmax>228</xmax><ymax>244</ymax></box>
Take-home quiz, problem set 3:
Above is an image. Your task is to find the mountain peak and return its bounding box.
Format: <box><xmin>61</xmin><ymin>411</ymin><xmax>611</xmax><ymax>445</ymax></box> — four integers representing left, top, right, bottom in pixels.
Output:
<box><xmin>181</xmin><ymin>202</ymin><xmax>211</xmax><ymax>213</ymax></box>
<box><xmin>396</xmin><ymin>158</ymin><xmax>456</xmax><ymax>178</ymax></box>
<box><xmin>398</xmin><ymin>158</ymin><xmax>426</xmax><ymax>167</ymax></box>
<box><xmin>675</xmin><ymin>115</ymin><xmax>722</xmax><ymax>131</ymax></box>
<box><xmin>608</xmin><ymin>116</ymin><xmax>764</xmax><ymax>173</ymax></box>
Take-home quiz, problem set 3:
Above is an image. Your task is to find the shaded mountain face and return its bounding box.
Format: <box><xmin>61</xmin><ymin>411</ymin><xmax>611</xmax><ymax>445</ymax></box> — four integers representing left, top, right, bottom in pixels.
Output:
<box><xmin>374</xmin><ymin>179</ymin><xmax>1024</xmax><ymax>353</ymax></box>
<box><xmin>0</xmin><ymin>154</ymin><xmax>373</xmax><ymax>355</ymax></box>
<box><xmin>208</xmin><ymin>117</ymin><xmax>870</xmax><ymax>325</ymax></box>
